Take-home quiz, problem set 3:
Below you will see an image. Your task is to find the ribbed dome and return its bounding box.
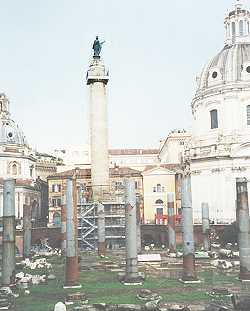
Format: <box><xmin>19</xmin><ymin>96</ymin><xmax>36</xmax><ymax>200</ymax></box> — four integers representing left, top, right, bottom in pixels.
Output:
<box><xmin>197</xmin><ymin>43</ymin><xmax>250</xmax><ymax>93</ymax></box>
<box><xmin>0</xmin><ymin>118</ymin><xmax>28</xmax><ymax>146</ymax></box>
<box><xmin>0</xmin><ymin>93</ymin><xmax>28</xmax><ymax>146</ymax></box>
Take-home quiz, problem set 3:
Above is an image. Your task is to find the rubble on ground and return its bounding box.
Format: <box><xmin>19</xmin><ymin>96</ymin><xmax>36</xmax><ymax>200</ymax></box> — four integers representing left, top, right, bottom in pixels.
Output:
<box><xmin>0</xmin><ymin>287</ymin><xmax>16</xmax><ymax>310</ymax></box>
<box><xmin>16</xmin><ymin>272</ymin><xmax>47</xmax><ymax>287</ymax></box>
<box><xmin>209</xmin><ymin>288</ymin><xmax>231</xmax><ymax>296</ymax></box>
<box><xmin>31</xmin><ymin>245</ymin><xmax>61</xmax><ymax>257</ymax></box>
<box><xmin>211</xmin><ymin>260</ymin><xmax>233</xmax><ymax>270</ymax></box>
<box><xmin>72</xmin><ymin>304</ymin><xmax>193</xmax><ymax>311</ymax></box>
<box><xmin>19</xmin><ymin>257</ymin><xmax>52</xmax><ymax>270</ymax></box>
<box><xmin>66</xmin><ymin>292</ymin><xmax>88</xmax><ymax>304</ymax></box>
<box><xmin>194</xmin><ymin>251</ymin><xmax>210</xmax><ymax>259</ymax></box>
<box><xmin>137</xmin><ymin>289</ymin><xmax>162</xmax><ymax>302</ymax></box>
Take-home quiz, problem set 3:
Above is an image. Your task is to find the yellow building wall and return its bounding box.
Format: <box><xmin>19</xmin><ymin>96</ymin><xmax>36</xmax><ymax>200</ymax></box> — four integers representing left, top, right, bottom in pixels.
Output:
<box><xmin>143</xmin><ymin>173</ymin><xmax>176</xmax><ymax>224</ymax></box>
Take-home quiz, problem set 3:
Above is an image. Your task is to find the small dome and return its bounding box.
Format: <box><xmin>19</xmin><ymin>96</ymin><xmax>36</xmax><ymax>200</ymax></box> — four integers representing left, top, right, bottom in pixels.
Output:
<box><xmin>0</xmin><ymin>118</ymin><xmax>28</xmax><ymax>146</ymax></box>
<box><xmin>197</xmin><ymin>43</ymin><xmax>250</xmax><ymax>93</ymax></box>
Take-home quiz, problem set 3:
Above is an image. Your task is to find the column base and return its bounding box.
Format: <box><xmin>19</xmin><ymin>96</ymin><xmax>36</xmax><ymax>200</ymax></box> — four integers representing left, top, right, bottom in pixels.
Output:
<box><xmin>63</xmin><ymin>284</ymin><xmax>82</xmax><ymax>289</ymax></box>
<box><xmin>179</xmin><ymin>278</ymin><xmax>201</xmax><ymax>284</ymax></box>
<box><xmin>98</xmin><ymin>242</ymin><xmax>106</xmax><ymax>257</ymax></box>
<box><xmin>118</xmin><ymin>272</ymin><xmax>145</xmax><ymax>285</ymax></box>
<box><xmin>239</xmin><ymin>270</ymin><xmax>250</xmax><ymax>281</ymax></box>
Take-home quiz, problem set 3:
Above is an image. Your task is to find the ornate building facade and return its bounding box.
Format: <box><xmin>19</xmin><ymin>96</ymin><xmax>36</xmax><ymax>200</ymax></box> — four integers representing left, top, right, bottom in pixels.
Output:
<box><xmin>0</xmin><ymin>93</ymin><xmax>41</xmax><ymax>224</ymax></box>
<box><xmin>186</xmin><ymin>1</ymin><xmax>250</xmax><ymax>223</ymax></box>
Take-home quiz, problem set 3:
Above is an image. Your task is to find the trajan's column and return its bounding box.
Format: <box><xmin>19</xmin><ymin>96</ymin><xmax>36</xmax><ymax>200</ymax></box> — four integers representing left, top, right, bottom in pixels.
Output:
<box><xmin>86</xmin><ymin>37</ymin><xmax>109</xmax><ymax>202</ymax></box>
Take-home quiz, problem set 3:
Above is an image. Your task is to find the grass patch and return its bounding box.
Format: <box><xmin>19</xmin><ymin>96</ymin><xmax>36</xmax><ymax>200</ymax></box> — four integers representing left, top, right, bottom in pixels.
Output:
<box><xmin>15</xmin><ymin>255</ymin><xmax>240</xmax><ymax>311</ymax></box>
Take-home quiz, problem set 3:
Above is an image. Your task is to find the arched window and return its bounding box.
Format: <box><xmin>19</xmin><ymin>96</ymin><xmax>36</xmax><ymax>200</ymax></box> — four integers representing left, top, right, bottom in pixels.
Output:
<box><xmin>239</xmin><ymin>20</ymin><xmax>244</xmax><ymax>36</ymax></box>
<box><xmin>157</xmin><ymin>184</ymin><xmax>161</xmax><ymax>192</ymax></box>
<box><xmin>210</xmin><ymin>109</ymin><xmax>218</xmax><ymax>129</ymax></box>
<box><xmin>247</xmin><ymin>105</ymin><xmax>250</xmax><ymax>125</ymax></box>
<box><xmin>155</xmin><ymin>199</ymin><xmax>164</xmax><ymax>204</ymax></box>
<box><xmin>12</xmin><ymin>164</ymin><xmax>17</xmax><ymax>175</ymax></box>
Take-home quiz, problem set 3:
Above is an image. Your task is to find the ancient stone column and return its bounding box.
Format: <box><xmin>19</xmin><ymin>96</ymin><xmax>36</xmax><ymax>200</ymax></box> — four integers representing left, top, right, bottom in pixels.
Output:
<box><xmin>2</xmin><ymin>179</ymin><xmax>16</xmax><ymax>286</ymax></box>
<box><xmin>167</xmin><ymin>192</ymin><xmax>176</xmax><ymax>253</ymax></box>
<box><xmin>124</xmin><ymin>179</ymin><xmax>140</xmax><ymax>283</ymax></box>
<box><xmin>61</xmin><ymin>192</ymin><xmax>66</xmax><ymax>253</ymax></box>
<box><xmin>86</xmin><ymin>55</ymin><xmax>109</xmax><ymax>202</ymax></box>
<box><xmin>64</xmin><ymin>178</ymin><xmax>80</xmax><ymax>288</ymax></box>
<box><xmin>201</xmin><ymin>202</ymin><xmax>210</xmax><ymax>252</ymax></box>
<box><xmin>181</xmin><ymin>174</ymin><xmax>197</xmax><ymax>282</ymax></box>
<box><xmin>136</xmin><ymin>199</ymin><xmax>142</xmax><ymax>254</ymax></box>
<box><xmin>23</xmin><ymin>204</ymin><xmax>32</xmax><ymax>258</ymax></box>
<box><xmin>236</xmin><ymin>178</ymin><xmax>250</xmax><ymax>281</ymax></box>
<box><xmin>97</xmin><ymin>202</ymin><xmax>106</xmax><ymax>256</ymax></box>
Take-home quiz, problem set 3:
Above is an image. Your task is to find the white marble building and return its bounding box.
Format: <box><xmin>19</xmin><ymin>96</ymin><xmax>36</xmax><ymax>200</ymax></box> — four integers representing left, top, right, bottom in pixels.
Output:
<box><xmin>159</xmin><ymin>130</ymin><xmax>191</xmax><ymax>165</ymax></box>
<box><xmin>0</xmin><ymin>93</ymin><xmax>41</xmax><ymax>221</ymax></box>
<box><xmin>186</xmin><ymin>1</ymin><xmax>250</xmax><ymax>224</ymax></box>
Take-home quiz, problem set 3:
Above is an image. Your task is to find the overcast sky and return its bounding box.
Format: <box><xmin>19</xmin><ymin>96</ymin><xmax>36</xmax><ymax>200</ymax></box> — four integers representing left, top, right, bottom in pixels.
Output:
<box><xmin>0</xmin><ymin>0</ymin><xmax>243</xmax><ymax>152</ymax></box>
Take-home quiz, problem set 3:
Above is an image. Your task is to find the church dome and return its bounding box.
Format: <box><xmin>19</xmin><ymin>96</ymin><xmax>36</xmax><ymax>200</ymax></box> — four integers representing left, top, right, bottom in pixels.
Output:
<box><xmin>0</xmin><ymin>94</ymin><xmax>28</xmax><ymax>146</ymax></box>
<box><xmin>196</xmin><ymin>1</ymin><xmax>250</xmax><ymax>95</ymax></box>
<box><xmin>197</xmin><ymin>43</ymin><xmax>250</xmax><ymax>92</ymax></box>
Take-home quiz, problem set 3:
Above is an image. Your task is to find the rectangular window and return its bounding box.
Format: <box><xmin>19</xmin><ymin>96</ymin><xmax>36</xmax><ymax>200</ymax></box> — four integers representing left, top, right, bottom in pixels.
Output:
<box><xmin>135</xmin><ymin>181</ymin><xmax>140</xmax><ymax>189</ymax></box>
<box><xmin>247</xmin><ymin>105</ymin><xmax>250</xmax><ymax>125</ymax></box>
<box><xmin>210</xmin><ymin>109</ymin><xmax>218</xmax><ymax>129</ymax></box>
<box><xmin>52</xmin><ymin>184</ymin><xmax>61</xmax><ymax>193</ymax></box>
<box><xmin>115</xmin><ymin>181</ymin><xmax>123</xmax><ymax>190</ymax></box>
<box><xmin>52</xmin><ymin>197</ymin><xmax>61</xmax><ymax>207</ymax></box>
<box><xmin>156</xmin><ymin>208</ymin><xmax>163</xmax><ymax>215</ymax></box>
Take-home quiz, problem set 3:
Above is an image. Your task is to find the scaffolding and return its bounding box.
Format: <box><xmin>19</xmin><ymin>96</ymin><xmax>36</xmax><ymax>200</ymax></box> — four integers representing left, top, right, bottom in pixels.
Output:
<box><xmin>77</xmin><ymin>183</ymin><xmax>127</xmax><ymax>250</ymax></box>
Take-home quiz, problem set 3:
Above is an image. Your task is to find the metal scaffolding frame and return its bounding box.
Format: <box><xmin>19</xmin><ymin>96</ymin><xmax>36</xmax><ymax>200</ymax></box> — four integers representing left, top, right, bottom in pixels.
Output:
<box><xmin>78</xmin><ymin>184</ymin><xmax>96</xmax><ymax>250</ymax></box>
<box><xmin>77</xmin><ymin>182</ymin><xmax>142</xmax><ymax>250</ymax></box>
